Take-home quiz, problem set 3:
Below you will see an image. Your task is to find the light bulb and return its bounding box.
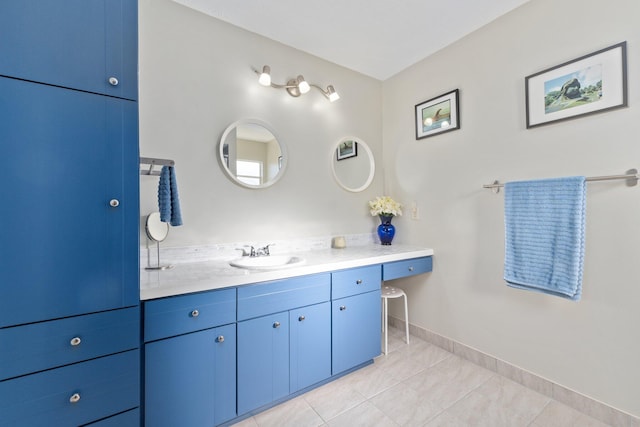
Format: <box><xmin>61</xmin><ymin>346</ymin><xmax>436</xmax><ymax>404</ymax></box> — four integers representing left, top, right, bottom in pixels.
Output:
<box><xmin>327</xmin><ymin>85</ymin><xmax>340</xmax><ymax>102</ymax></box>
<box><xmin>297</xmin><ymin>75</ymin><xmax>310</xmax><ymax>94</ymax></box>
<box><xmin>258</xmin><ymin>65</ymin><xmax>271</xmax><ymax>86</ymax></box>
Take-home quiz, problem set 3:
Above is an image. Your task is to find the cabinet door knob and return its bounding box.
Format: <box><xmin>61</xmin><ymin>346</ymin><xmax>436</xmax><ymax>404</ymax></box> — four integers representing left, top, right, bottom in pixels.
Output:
<box><xmin>191</xmin><ymin>309</ymin><xmax>199</xmax><ymax>317</ymax></box>
<box><xmin>273</xmin><ymin>321</ymin><xmax>281</xmax><ymax>328</ymax></box>
<box><xmin>339</xmin><ymin>305</ymin><xmax>346</xmax><ymax>311</ymax></box>
<box><xmin>356</xmin><ymin>279</ymin><xmax>363</xmax><ymax>285</ymax></box>
<box><xmin>70</xmin><ymin>337</ymin><xmax>82</xmax><ymax>346</ymax></box>
<box><xmin>216</xmin><ymin>335</ymin><xmax>224</xmax><ymax>343</ymax></box>
<box><xmin>298</xmin><ymin>315</ymin><xmax>305</xmax><ymax>322</ymax></box>
<box><xmin>69</xmin><ymin>393</ymin><xmax>81</xmax><ymax>404</ymax></box>
<box><xmin>408</xmin><ymin>266</ymin><xmax>414</xmax><ymax>272</ymax></box>
<box><xmin>108</xmin><ymin>76</ymin><xmax>119</xmax><ymax>86</ymax></box>
<box><xmin>109</xmin><ymin>199</ymin><xmax>120</xmax><ymax>207</ymax></box>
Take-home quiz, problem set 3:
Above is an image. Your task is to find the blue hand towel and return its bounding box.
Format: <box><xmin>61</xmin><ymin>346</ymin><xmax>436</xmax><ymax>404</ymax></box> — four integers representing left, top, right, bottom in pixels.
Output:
<box><xmin>504</xmin><ymin>176</ymin><xmax>586</xmax><ymax>301</ymax></box>
<box><xmin>158</xmin><ymin>166</ymin><xmax>183</xmax><ymax>226</ymax></box>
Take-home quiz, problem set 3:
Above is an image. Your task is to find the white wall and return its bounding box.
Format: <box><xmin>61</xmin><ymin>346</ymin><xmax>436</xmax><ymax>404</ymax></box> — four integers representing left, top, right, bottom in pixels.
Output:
<box><xmin>138</xmin><ymin>0</ymin><xmax>383</xmax><ymax>248</ymax></box>
<box><xmin>382</xmin><ymin>0</ymin><xmax>640</xmax><ymax>417</ymax></box>
<box><xmin>139</xmin><ymin>0</ymin><xmax>639</xmax><ymax>417</ymax></box>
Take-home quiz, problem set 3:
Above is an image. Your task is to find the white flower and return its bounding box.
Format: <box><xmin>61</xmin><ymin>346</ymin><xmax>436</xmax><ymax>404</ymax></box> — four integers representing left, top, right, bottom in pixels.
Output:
<box><xmin>368</xmin><ymin>196</ymin><xmax>402</xmax><ymax>217</ymax></box>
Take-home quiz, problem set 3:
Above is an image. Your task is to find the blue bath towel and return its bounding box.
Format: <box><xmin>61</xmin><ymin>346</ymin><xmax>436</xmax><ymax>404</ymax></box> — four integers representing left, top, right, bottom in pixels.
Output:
<box><xmin>504</xmin><ymin>176</ymin><xmax>586</xmax><ymax>301</ymax></box>
<box><xmin>158</xmin><ymin>166</ymin><xmax>183</xmax><ymax>226</ymax></box>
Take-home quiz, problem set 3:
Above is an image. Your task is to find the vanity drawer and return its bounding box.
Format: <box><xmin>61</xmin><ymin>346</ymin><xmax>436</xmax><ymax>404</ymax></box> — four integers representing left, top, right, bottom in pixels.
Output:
<box><xmin>0</xmin><ymin>307</ymin><xmax>139</xmax><ymax>381</ymax></box>
<box><xmin>0</xmin><ymin>349</ymin><xmax>139</xmax><ymax>427</ymax></box>
<box><xmin>144</xmin><ymin>288</ymin><xmax>236</xmax><ymax>342</ymax></box>
<box><xmin>237</xmin><ymin>273</ymin><xmax>330</xmax><ymax>321</ymax></box>
<box><xmin>331</xmin><ymin>265</ymin><xmax>381</xmax><ymax>300</ymax></box>
<box><xmin>383</xmin><ymin>256</ymin><xmax>433</xmax><ymax>281</ymax></box>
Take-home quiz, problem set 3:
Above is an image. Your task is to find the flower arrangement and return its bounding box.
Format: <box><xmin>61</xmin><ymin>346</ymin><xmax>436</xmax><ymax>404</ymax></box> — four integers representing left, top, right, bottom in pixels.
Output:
<box><xmin>368</xmin><ymin>196</ymin><xmax>403</xmax><ymax>217</ymax></box>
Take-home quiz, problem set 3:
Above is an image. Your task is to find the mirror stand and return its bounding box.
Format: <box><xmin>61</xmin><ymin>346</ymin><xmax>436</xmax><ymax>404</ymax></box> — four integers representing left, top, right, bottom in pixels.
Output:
<box><xmin>144</xmin><ymin>212</ymin><xmax>174</xmax><ymax>271</ymax></box>
<box><xmin>146</xmin><ymin>240</ymin><xmax>174</xmax><ymax>271</ymax></box>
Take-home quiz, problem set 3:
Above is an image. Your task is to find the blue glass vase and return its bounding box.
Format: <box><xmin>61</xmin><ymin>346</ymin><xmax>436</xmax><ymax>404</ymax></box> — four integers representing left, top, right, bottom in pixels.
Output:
<box><xmin>377</xmin><ymin>215</ymin><xmax>395</xmax><ymax>245</ymax></box>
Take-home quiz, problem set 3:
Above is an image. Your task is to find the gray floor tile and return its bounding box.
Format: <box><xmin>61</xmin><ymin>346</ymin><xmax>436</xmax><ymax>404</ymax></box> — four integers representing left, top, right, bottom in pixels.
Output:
<box><xmin>232</xmin><ymin>326</ymin><xmax>617</xmax><ymax>427</ymax></box>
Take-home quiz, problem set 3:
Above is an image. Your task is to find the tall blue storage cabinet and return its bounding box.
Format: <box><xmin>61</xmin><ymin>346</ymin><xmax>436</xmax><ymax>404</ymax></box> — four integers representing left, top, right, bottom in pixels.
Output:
<box><xmin>0</xmin><ymin>1</ymin><xmax>140</xmax><ymax>425</ymax></box>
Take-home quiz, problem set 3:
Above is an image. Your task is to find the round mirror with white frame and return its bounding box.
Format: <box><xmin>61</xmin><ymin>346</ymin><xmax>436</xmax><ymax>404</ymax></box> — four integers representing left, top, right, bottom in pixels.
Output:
<box><xmin>331</xmin><ymin>137</ymin><xmax>375</xmax><ymax>192</ymax></box>
<box><xmin>218</xmin><ymin>119</ymin><xmax>287</xmax><ymax>189</ymax></box>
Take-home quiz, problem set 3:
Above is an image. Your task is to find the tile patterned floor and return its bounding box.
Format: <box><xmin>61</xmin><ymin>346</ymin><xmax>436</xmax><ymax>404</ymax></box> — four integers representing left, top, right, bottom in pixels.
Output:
<box><xmin>232</xmin><ymin>327</ymin><xmax>612</xmax><ymax>427</ymax></box>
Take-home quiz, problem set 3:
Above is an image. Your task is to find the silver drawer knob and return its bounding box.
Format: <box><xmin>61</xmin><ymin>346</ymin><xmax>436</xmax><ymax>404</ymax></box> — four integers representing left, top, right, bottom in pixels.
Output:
<box><xmin>69</xmin><ymin>393</ymin><xmax>81</xmax><ymax>404</ymax></box>
<box><xmin>70</xmin><ymin>337</ymin><xmax>82</xmax><ymax>346</ymax></box>
<box><xmin>298</xmin><ymin>315</ymin><xmax>305</xmax><ymax>322</ymax></box>
<box><xmin>191</xmin><ymin>309</ymin><xmax>199</xmax><ymax>317</ymax></box>
<box><xmin>216</xmin><ymin>335</ymin><xmax>224</xmax><ymax>343</ymax></box>
<box><xmin>408</xmin><ymin>266</ymin><xmax>414</xmax><ymax>272</ymax></box>
<box><xmin>108</xmin><ymin>76</ymin><xmax>119</xmax><ymax>86</ymax></box>
<box><xmin>109</xmin><ymin>199</ymin><xmax>119</xmax><ymax>207</ymax></box>
<box><xmin>339</xmin><ymin>305</ymin><xmax>346</xmax><ymax>311</ymax></box>
<box><xmin>356</xmin><ymin>279</ymin><xmax>363</xmax><ymax>284</ymax></box>
<box><xmin>273</xmin><ymin>321</ymin><xmax>281</xmax><ymax>328</ymax></box>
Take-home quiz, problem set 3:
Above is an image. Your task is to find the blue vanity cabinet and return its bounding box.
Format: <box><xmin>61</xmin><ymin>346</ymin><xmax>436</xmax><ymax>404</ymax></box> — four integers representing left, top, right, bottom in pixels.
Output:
<box><xmin>383</xmin><ymin>256</ymin><xmax>433</xmax><ymax>281</ymax></box>
<box><xmin>0</xmin><ymin>76</ymin><xmax>139</xmax><ymax>328</ymax></box>
<box><xmin>0</xmin><ymin>0</ymin><xmax>140</xmax><ymax>424</ymax></box>
<box><xmin>331</xmin><ymin>265</ymin><xmax>382</xmax><ymax>375</ymax></box>
<box><xmin>237</xmin><ymin>273</ymin><xmax>331</xmax><ymax>415</ymax></box>
<box><xmin>289</xmin><ymin>301</ymin><xmax>331</xmax><ymax>393</ymax></box>
<box><xmin>237</xmin><ymin>312</ymin><xmax>291</xmax><ymax>414</ymax></box>
<box><xmin>0</xmin><ymin>0</ymin><xmax>138</xmax><ymax>100</ymax></box>
<box><xmin>145</xmin><ymin>324</ymin><xmax>237</xmax><ymax>427</ymax></box>
<box><xmin>143</xmin><ymin>288</ymin><xmax>237</xmax><ymax>427</ymax></box>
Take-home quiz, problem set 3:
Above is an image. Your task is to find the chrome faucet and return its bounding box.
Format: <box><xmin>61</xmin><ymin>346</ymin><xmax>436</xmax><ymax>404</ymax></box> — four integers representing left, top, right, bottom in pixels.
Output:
<box><xmin>236</xmin><ymin>244</ymin><xmax>273</xmax><ymax>257</ymax></box>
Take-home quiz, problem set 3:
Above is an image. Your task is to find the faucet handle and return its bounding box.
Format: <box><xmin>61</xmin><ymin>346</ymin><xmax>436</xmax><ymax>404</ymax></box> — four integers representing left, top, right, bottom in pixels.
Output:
<box><xmin>235</xmin><ymin>246</ymin><xmax>252</xmax><ymax>257</ymax></box>
<box><xmin>263</xmin><ymin>243</ymin><xmax>274</xmax><ymax>255</ymax></box>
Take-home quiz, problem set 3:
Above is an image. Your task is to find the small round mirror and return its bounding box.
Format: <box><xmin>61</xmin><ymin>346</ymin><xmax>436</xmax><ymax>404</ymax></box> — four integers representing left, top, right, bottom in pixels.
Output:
<box><xmin>331</xmin><ymin>137</ymin><xmax>375</xmax><ymax>192</ymax></box>
<box><xmin>145</xmin><ymin>212</ymin><xmax>169</xmax><ymax>242</ymax></box>
<box><xmin>218</xmin><ymin>119</ymin><xmax>287</xmax><ymax>189</ymax></box>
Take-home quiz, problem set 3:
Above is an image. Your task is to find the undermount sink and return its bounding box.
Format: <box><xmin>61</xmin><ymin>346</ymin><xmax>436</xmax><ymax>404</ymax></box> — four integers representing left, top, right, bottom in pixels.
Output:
<box><xmin>229</xmin><ymin>255</ymin><xmax>306</xmax><ymax>270</ymax></box>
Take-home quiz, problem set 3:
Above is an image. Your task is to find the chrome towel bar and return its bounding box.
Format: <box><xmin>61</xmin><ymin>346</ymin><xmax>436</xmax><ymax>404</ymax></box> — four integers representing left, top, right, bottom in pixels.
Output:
<box><xmin>483</xmin><ymin>168</ymin><xmax>638</xmax><ymax>193</ymax></box>
<box><xmin>140</xmin><ymin>157</ymin><xmax>175</xmax><ymax>176</ymax></box>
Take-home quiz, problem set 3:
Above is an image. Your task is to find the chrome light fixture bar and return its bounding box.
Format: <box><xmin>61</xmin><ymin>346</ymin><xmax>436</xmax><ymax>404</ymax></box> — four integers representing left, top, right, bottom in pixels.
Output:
<box><xmin>253</xmin><ymin>65</ymin><xmax>340</xmax><ymax>102</ymax></box>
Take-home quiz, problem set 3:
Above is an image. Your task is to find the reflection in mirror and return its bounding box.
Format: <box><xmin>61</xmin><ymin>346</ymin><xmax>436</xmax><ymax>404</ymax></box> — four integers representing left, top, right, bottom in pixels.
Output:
<box><xmin>145</xmin><ymin>212</ymin><xmax>173</xmax><ymax>270</ymax></box>
<box><xmin>219</xmin><ymin>119</ymin><xmax>287</xmax><ymax>189</ymax></box>
<box><xmin>331</xmin><ymin>137</ymin><xmax>375</xmax><ymax>192</ymax></box>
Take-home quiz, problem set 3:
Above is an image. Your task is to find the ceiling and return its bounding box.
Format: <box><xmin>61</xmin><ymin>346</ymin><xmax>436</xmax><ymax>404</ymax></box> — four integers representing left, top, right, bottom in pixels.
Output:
<box><xmin>173</xmin><ymin>0</ymin><xmax>531</xmax><ymax>81</ymax></box>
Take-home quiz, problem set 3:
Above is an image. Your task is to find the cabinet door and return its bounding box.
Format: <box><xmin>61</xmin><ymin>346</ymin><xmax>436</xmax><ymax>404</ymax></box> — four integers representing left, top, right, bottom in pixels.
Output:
<box><xmin>290</xmin><ymin>302</ymin><xmax>331</xmax><ymax>393</ymax></box>
<box><xmin>237</xmin><ymin>312</ymin><xmax>289</xmax><ymax>414</ymax></box>
<box><xmin>0</xmin><ymin>77</ymin><xmax>139</xmax><ymax>327</ymax></box>
<box><xmin>145</xmin><ymin>324</ymin><xmax>236</xmax><ymax>427</ymax></box>
<box><xmin>332</xmin><ymin>290</ymin><xmax>382</xmax><ymax>375</ymax></box>
<box><xmin>0</xmin><ymin>0</ymin><xmax>137</xmax><ymax>100</ymax></box>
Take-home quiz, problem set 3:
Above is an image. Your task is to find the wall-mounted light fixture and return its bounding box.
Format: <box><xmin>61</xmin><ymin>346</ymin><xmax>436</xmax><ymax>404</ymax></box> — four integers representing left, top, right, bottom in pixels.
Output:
<box><xmin>253</xmin><ymin>65</ymin><xmax>340</xmax><ymax>102</ymax></box>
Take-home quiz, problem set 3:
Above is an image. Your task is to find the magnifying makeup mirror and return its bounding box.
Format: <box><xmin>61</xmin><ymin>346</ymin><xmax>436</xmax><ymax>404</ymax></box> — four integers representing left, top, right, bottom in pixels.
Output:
<box><xmin>145</xmin><ymin>212</ymin><xmax>173</xmax><ymax>270</ymax></box>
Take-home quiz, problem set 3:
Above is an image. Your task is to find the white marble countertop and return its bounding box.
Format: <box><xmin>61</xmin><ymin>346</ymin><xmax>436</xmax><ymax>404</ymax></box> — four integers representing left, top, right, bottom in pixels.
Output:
<box><xmin>140</xmin><ymin>244</ymin><xmax>434</xmax><ymax>300</ymax></box>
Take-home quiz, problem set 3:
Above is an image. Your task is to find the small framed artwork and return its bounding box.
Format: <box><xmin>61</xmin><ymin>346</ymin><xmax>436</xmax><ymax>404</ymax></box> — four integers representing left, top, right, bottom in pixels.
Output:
<box><xmin>415</xmin><ymin>89</ymin><xmax>460</xmax><ymax>140</ymax></box>
<box><xmin>336</xmin><ymin>140</ymin><xmax>357</xmax><ymax>160</ymax></box>
<box><xmin>525</xmin><ymin>41</ymin><xmax>627</xmax><ymax>128</ymax></box>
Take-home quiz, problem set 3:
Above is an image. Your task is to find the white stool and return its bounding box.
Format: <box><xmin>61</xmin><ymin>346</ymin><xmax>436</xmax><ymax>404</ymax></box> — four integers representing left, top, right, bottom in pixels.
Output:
<box><xmin>381</xmin><ymin>286</ymin><xmax>409</xmax><ymax>355</ymax></box>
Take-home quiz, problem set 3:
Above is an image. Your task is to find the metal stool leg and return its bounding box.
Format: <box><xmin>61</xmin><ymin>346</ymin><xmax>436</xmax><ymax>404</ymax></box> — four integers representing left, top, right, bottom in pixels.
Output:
<box><xmin>403</xmin><ymin>292</ymin><xmax>410</xmax><ymax>345</ymax></box>
<box><xmin>384</xmin><ymin>296</ymin><xmax>389</xmax><ymax>354</ymax></box>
